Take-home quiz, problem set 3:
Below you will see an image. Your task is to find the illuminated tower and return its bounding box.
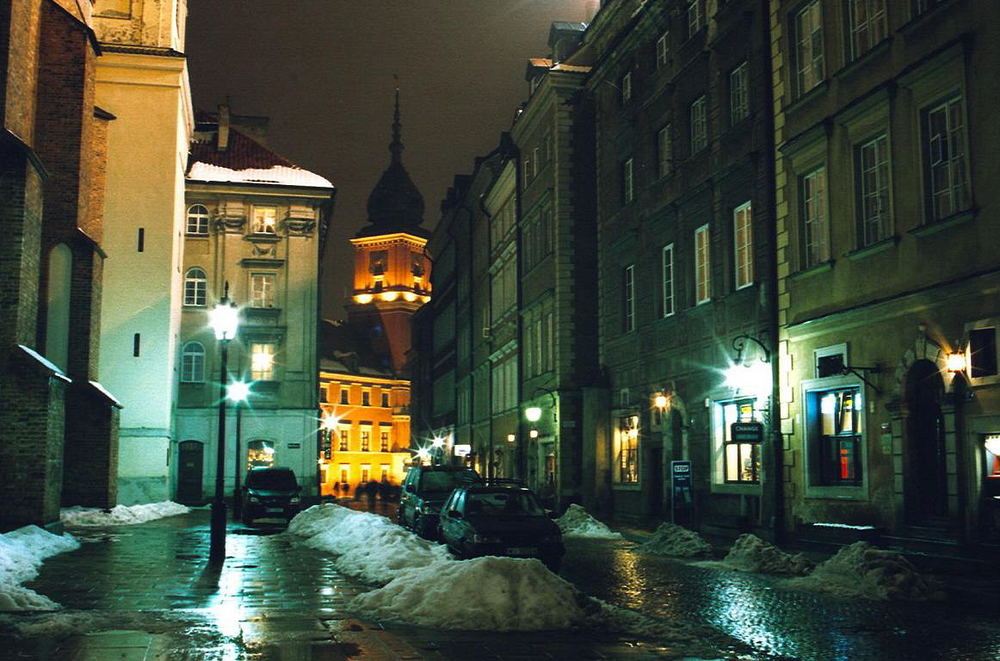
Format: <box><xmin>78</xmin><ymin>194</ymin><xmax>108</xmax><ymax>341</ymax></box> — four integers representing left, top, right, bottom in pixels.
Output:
<box><xmin>347</xmin><ymin>87</ymin><xmax>431</xmax><ymax>374</ymax></box>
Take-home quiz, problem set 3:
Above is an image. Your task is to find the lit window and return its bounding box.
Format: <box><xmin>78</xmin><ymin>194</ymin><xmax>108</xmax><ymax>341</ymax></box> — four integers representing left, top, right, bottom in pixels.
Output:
<box><xmin>183</xmin><ymin>267</ymin><xmax>207</xmax><ymax>307</ymax></box>
<box><xmin>621</xmin><ymin>71</ymin><xmax>632</xmax><ymax>104</ymax></box>
<box><xmin>661</xmin><ymin>244</ymin><xmax>675</xmax><ymax>318</ymax></box>
<box><xmin>360</xmin><ymin>430</ymin><xmax>371</xmax><ymax>452</ymax></box>
<box><xmin>655</xmin><ymin>31</ymin><xmax>669</xmax><ymax>68</ymax></box>
<box><xmin>695</xmin><ymin>224</ymin><xmax>711</xmax><ymax>304</ymax></box>
<box><xmin>730</xmin><ymin>61</ymin><xmax>749</xmax><ymax>124</ymax></box>
<box><xmin>623</xmin><ymin>265</ymin><xmax>635</xmax><ymax>332</ymax></box>
<box><xmin>808</xmin><ymin>386</ymin><xmax>863</xmax><ymax>485</ymax></box>
<box><xmin>369</xmin><ymin>250</ymin><xmax>388</xmax><ymax>275</ymax></box>
<box><xmin>380</xmin><ymin>431</ymin><xmax>389</xmax><ymax>452</ymax></box>
<box><xmin>657</xmin><ymin>124</ymin><xmax>672</xmax><ymax>178</ymax></box>
<box><xmin>411</xmin><ymin>251</ymin><xmax>425</xmax><ymax>278</ymax></box>
<box><xmin>794</xmin><ymin>1</ymin><xmax>825</xmax><ymax>97</ymax></box>
<box><xmin>249</xmin><ymin>272</ymin><xmax>275</xmax><ymax>308</ymax></box>
<box><xmin>361</xmin><ymin>463</ymin><xmax>370</xmax><ymax>482</ymax></box>
<box><xmin>849</xmin><ymin>0</ymin><xmax>887</xmax><ymax>59</ymax></box>
<box><xmin>690</xmin><ymin>95</ymin><xmax>707</xmax><ymax>153</ymax></box>
<box><xmin>924</xmin><ymin>96</ymin><xmax>969</xmax><ymax>222</ymax></box>
<box><xmin>801</xmin><ymin>167</ymin><xmax>829</xmax><ymax>267</ymax></box>
<box><xmin>857</xmin><ymin>134</ymin><xmax>890</xmax><ymax>246</ymax></box>
<box><xmin>186</xmin><ymin>204</ymin><xmax>210</xmax><ymax>235</ymax></box>
<box><xmin>250</xmin><ymin>343</ymin><xmax>275</xmax><ymax>381</ymax></box>
<box><xmin>251</xmin><ymin>206</ymin><xmax>277</xmax><ymax>234</ymax></box>
<box><xmin>716</xmin><ymin>400</ymin><xmax>761</xmax><ymax>483</ymax></box>
<box><xmin>686</xmin><ymin>0</ymin><xmax>703</xmax><ymax>37</ymax></box>
<box><xmin>733</xmin><ymin>202</ymin><xmax>753</xmax><ymax>289</ymax></box>
<box><xmin>180</xmin><ymin>341</ymin><xmax>205</xmax><ymax>383</ymax></box>
<box><xmin>339</xmin><ymin>463</ymin><xmax>349</xmax><ymax>482</ymax></box>
<box><xmin>623</xmin><ymin>157</ymin><xmax>635</xmax><ymax>203</ymax></box>
<box><xmin>338</xmin><ymin>429</ymin><xmax>349</xmax><ymax>451</ymax></box>
<box><xmin>616</xmin><ymin>415</ymin><xmax>639</xmax><ymax>483</ymax></box>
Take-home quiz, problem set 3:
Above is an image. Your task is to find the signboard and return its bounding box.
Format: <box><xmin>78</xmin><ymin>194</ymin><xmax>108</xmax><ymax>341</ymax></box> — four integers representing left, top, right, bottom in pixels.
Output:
<box><xmin>287</xmin><ymin>443</ymin><xmax>301</xmax><ymax>449</ymax></box>
<box><xmin>453</xmin><ymin>444</ymin><xmax>471</xmax><ymax>457</ymax></box>
<box><xmin>730</xmin><ymin>421</ymin><xmax>764</xmax><ymax>444</ymax></box>
<box><xmin>670</xmin><ymin>460</ymin><xmax>693</xmax><ymax>524</ymax></box>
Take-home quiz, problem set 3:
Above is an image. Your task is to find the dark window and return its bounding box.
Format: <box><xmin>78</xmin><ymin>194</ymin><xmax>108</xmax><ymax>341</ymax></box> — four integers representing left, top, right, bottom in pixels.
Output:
<box><xmin>133</xmin><ymin>333</ymin><xmax>141</xmax><ymax>357</ymax></box>
<box><xmin>137</xmin><ymin>228</ymin><xmax>145</xmax><ymax>252</ymax></box>
<box><xmin>970</xmin><ymin>328</ymin><xmax>998</xmax><ymax>378</ymax></box>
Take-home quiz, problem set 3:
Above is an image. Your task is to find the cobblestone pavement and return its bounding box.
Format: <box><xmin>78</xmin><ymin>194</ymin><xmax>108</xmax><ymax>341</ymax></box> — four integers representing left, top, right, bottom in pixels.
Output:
<box><xmin>0</xmin><ymin>509</ymin><xmax>736</xmax><ymax>660</ymax></box>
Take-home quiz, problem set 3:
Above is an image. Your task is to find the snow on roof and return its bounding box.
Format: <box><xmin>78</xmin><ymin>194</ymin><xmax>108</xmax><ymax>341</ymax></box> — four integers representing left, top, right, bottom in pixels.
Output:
<box><xmin>187</xmin><ymin>126</ymin><xmax>333</xmax><ymax>189</ymax></box>
<box><xmin>187</xmin><ymin>161</ymin><xmax>333</xmax><ymax>188</ymax></box>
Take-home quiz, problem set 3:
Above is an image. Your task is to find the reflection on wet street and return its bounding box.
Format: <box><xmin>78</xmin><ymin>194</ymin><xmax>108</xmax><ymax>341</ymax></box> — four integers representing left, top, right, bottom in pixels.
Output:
<box><xmin>562</xmin><ymin>537</ymin><xmax>1000</xmax><ymax>660</ymax></box>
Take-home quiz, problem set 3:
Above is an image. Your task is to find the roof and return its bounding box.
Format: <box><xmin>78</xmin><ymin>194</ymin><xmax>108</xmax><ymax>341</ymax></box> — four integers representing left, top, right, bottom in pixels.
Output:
<box><xmin>319</xmin><ymin>319</ymin><xmax>394</xmax><ymax>377</ymax></box>
<box><xmin>187</xmin><ymin>127</ymin><xmax>333</xmax><ymax>189</ymax></box>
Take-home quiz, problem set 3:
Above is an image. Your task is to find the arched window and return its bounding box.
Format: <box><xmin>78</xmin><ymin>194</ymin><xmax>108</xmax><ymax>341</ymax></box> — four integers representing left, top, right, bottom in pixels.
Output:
<box><xmin>186</xmin><ymin>204</ymin><xmax>210</xmax><ymax>235</ymax></box>
<box><xmin>184</xmin><ymin>267</ymin><xmax>207</xmax><ymax>306</ymax></box>
<box><xmin>180</xmin><ymin>342</ymin><xmax>205</xmax><ymax>382</ymax></box>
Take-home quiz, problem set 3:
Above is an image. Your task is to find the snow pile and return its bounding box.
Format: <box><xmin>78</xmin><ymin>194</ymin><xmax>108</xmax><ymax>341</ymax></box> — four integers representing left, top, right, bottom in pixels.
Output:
<box><xmin>795</xmin><ymin>541</ymin><xmax>936</xmax><ymax>600</ymax></box>
<box><xmin>0</xmin><ymin>526</ymin><xmax>79</xmax><ymax>610</ymax></box>
<box><xmin>637</xmin><ymin>523</ymin><xmax>713</xmax><ymax>558</ymax></box>
<box><xmin>351</xmin><ymin>556</ymin><xmax>588</xmax><ymax>631</ymax></box>
<box><xmin>556</xmin><ymin>504</ymin><xmax>623</xmax><ymax>539</ymax></box>
<box><xmin>61</xmin><ymin>502</ymin><xmax>189</xmax><ymax>527</ymax></box>
<box><xmin>288</xmin><ymin>504</ymin><xmax>451</xmax><ymax>584</ymax></box>
<box><xmin>722</xmin><ymin>534</ymin><xmax>812</xmax><ymax>575</ymax></box>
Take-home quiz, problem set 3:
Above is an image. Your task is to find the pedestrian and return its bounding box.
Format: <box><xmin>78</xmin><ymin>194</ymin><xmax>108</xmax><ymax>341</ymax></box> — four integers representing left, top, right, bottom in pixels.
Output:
<box><xmin>354</xmin><ymin>483</ymin><xmax>363</xmax><ymax>500</ymax></box>
<box><xmin>377</xmin><ymin>479</ymin><xmax>389</xmax><ymax>503</ymax></box>
<box><xmin>365</xmin><ymin>480</ymin><xmax>377</xmax><ymax>509</ymax></box>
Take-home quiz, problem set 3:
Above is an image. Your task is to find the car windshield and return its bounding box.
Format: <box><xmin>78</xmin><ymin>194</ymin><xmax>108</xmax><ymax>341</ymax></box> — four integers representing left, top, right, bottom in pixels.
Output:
<box><xmin>418</xmin><ymin>470</ymin><xmax>478</xmax><ymax>492</ymax></box>
<box><xmin>246</xmin><ymin>469</ymin><xmax>297</xmax><ymax>490</ymax></box>
<box><xmin>465</xmin><ymin>491</ymin><xmax>546</xmax><ymax>516</ymax></box>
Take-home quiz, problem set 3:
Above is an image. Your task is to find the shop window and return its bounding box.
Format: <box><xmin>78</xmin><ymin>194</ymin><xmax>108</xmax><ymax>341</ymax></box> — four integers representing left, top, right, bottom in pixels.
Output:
<box><xmin>247</xmin><ymin>440</ymin><xmax>275</xmax><ymax>468</ymax></box>
<box><xmin>615</xmin><ymin>414</ymin><xmax>640</xmax><ymax>484</ymax></box>
<box><xmin>985</xmin><ymin>435</ymin><xmax>1000</xmax><ymax>478</ymax></box>
<box><xmin>808</xmin><ymin>386</ymin><xmax>863</xmax><ymax>485</ymax></box>
<box><xmin>715</xmin><ymin>399</ymin><xmax>761</xmax><ymax>483</ymax></box>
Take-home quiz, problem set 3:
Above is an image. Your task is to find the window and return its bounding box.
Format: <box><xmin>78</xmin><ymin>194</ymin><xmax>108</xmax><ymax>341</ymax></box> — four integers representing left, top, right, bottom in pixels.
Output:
<box><xmin>533</xmin><ymin>147</ymin><xmax>540</xmax><ymax>174</ymax></box>
<box><xmin>718</xmin><ymin>400</ymin><xmax>761</xmax><ymax>483</ymax></box>
<box><xmin>655</xmin><ymin>31</ymin><xmax>669</xmax><ymax>68</ymax></box>
<box><xmin>381</xmin><ymin>391</ymin><xmax>390</xmax><ymax>407</ymax></box>
<box><xmin>621</xmin><ymin>71</ymin><xmax>632</xmax><ymax>104</ymax></box>
<box><xmin>661</xmin><ymin>244</ymin><xmax>675</xmax><ymax>318</ymax></box>
<box><xmin>180</xmin><ymin>342</ymin><xmax>205</xmax><ymax>382</ymax></box>
<box><xmin>411</xmin><ymin>251</ymin><xmax>425</xmax><ymax>278</ymax></box>
<box><xmin>186</xmin><ymin>204</ymin><xmax>210</xmax><ymax>235</ymax></box>
<box><xmin>133</xmin><ymin>333</ymin><xmax>141</xmax><ymax>357</ymax></box>
<box><xmin>623</xmin><ymin>265</ymin><xmax>635</xmax><ymax>332</ymax></box>
<box><xmin>362</xmin><ymin>389</ymin><xmax>371</xmax><ymax>406</ymax></box>
<box><xmin>251</xmin><ymin>206</ymin><xmax>277</xmax><ymax>234</ymax></box>
<box><xmin>801</xmin><ymin>167</ymin><xmax>829</xmax><ymax>267</ymax></box>
<box><xmin>137</xmin><ymin>228</ymin><xmax>145</xmax><ymax>252</ymax></box>
<box><xmin>695</xmin><ymin>224</ymin><xmax>711</xmax><ymax>304</ymax></box>
<box><xmin>339</xmin><ymin>464</ymin><xmax>349</xmax><ymax>483</ymax></box>
<box><xmin>616</xmin><ymin>415</ymin><xmax>639</xmax><ymax>483</ymax></box>
<box><xmin>686</xmin><ymin>0</ymin><xmax>703</xmax><ymax>38</ymax></box>
<box><xmin>338</xmin><ymin>429</ymin><xmax>349</xmax><ymax>452</ymax></box>
<box><xmin>794</xmin><ymin>1</ymin><xmax>825</xmax><ymax>96</ymax></box>
<box><xmin>623</xmin><ymin>157</ymin><xmax>635</xmax><ymax>203</ymax></box>
<box><xmin>733</xmin><ymin>202</ymin><xmax>754</xmax><ymax>289</ymax></box>
<box><xmin>523</xmin><ymin>159</ymin><xmax>531</xmax><ymax>187</ymax></box>
<box><xmin>657</xmin><ymin>124</ymin><xmax>672</xmax><ymax>178</ymax></box>
<box><xmin>250</xmin><ymin>273</ymin><xmax>276</xmax><ymax>308</ymax></box>
<box><xmin>809</xmin><ymin>386</ymin><xmax>863</xmax><ymax>485</ymax></box>
<box><xmin>849</xmin><ymin>0</ymin><xmax>887</xmax><ymax>59</ymax></box>
<box><xmin>380</xmin><ymin>463</ymin><xmax>390</xmax><ymax>480</ymax></box>
<box><xmin>250</xmin><ymin>343</ymin><xmax>275</xmax><ymax>381</ymax></box>
<box><xmin>924</xmin><ymin>96</ymin><xmax>969</xmax><ymax>222</ymax></box>
<box><xmin>970</xmin><ymin>328</ymin><xmax>998</xmax><ymax>378</ymax></box>
<box><xmin>913</xmin><ymin>0</ymin><xmax>945</xmax><ymax>14</ymax></box>
<box><xmin>380</xmin><ymin>431</ymin><xmax>390</xmax><ymax>452</ymax></box>
<box><xmin>183</xmin><ymin>267</ymin><xmax>207</xmax><ymax>307</ymax></box>
<box><xmin>360</xmin><ymin>430</ymin><xmax>370</xmax><ymax>452</ymax></box>
<box><xmin>361</xmin><ymin>464</ymin><xmax>370</xmax><ymax>482</ymax></box>
<box><xmin>340</xmin><ymin>388</ymin><xmax>349</xmax><ymax>404</ymax></box>
<box><xmin>730</xmin><ymin>61</ymin><xmax>750</xmax><ymax>124</ymax></box>
<box><xmin>857</xmin><ymin>134</ymin><xmax>890</xmax><ymax>246</ymax></box>
<box><xmin>369</xmin><ymin>250</ymin><xmax>388</xmax><ymax>275</ymax></box>
<box><xmin>690</xmin><ymin>96</ymin><xmax>707</xmax><ymax>153</ymax></box>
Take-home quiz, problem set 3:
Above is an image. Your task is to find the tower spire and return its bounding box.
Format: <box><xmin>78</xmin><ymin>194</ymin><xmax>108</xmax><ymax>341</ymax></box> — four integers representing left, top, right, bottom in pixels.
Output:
<box><xmin>390</xmin><ymin>74</ymin><xmax>403</xmax><ymax>164</ymax></box>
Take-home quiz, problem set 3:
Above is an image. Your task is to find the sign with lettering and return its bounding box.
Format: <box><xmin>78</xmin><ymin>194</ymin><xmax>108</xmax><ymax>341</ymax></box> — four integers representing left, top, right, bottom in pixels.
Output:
<box><xmin>731</xmin><ymin>421</ymin><xmax>764</xmax><ymax>444</ymax></box>
<box><xmin>670</xmin><ymin>460</ymin><xmax>693</xmax><ymax>523</ymax></box>
<box><xmin>453</xmin><ymin>444</ymin><xmax>471</xmax><ymax>457</ymax></box>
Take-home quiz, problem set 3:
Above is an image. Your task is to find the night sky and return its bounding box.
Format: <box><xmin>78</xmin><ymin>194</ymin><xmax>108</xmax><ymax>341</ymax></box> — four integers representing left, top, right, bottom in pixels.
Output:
<box><xmin>186</xmin><ymin>0</ymin><xmax>598</xmax><ymax>319</ymax></box>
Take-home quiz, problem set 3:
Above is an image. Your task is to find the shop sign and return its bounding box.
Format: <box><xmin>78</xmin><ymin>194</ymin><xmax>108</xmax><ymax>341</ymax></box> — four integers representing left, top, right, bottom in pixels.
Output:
<box><xmin>453</xmin><ymin>444</ymin><xmax>471</xmax><ymax>457</ymax></box>
<box><xmin>731</xmin><ymin>421</ymin><xmax>764</xmax><ymax>443</ymax></box>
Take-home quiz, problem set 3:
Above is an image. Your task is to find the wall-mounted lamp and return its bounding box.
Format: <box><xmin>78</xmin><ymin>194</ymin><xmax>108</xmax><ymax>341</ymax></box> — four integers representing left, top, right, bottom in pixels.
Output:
<box><xmin>506</xmin><ymin>433</ymin><xmax>516</xmax><ymax>443</ymax></box>
<box><xmin>947</xmin><ymin>350</ymin><xmax>968</xmax><ymax>373</ymax></box>
<box><xmin>653</xmin><ymin>393</ymin><xmax>670</xmax><ymax>409</ymax></box>
<box><xmin>524</xmin><ymin>406</ymin><xmax>543</xmax><ymax>423</ymax></box>
<box><xmin>529</xmin><ymin>429</ymin><xmax>539</xmax><ymax>439</ymax></box>
<box><xmin>726</xmin><ymin>334</ymin><xmax>772</xmax><ymax>400</ymax></box>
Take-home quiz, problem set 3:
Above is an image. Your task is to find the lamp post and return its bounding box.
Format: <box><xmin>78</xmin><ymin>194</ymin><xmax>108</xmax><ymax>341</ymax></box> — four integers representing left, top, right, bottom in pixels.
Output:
<box><xmin>228</xmin><ymin>380</ymin><xmax>250</xmax><ymax>521</ymax></box>
<box><xmin>209</xmin><ymin>284</ymin><xmax>239</xmax><ymax>565</ymax></box>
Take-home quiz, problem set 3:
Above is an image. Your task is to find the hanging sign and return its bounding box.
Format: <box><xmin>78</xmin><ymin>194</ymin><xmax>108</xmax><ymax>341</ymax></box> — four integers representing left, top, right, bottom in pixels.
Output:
<box><xmin>731</xmin><ymin>421</ymin><xmax>764</xmax><ymax>443</ymax></box>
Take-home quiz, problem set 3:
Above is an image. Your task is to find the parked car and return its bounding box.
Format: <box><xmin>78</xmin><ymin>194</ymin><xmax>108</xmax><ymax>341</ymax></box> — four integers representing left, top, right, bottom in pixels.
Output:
<box><xmin>241</xmin><ymin>466</ymin><xmax>301</xmax><ymax>525</ymax></box>
<box><xmin>397</xmin><ymin>465</ymin><xmax>481</xmax><ymax>538</ymax></box>
<box><xmin>437</xmin><ymin>483</ymin><xmax>565</xmax><ymax>572</ymax></box>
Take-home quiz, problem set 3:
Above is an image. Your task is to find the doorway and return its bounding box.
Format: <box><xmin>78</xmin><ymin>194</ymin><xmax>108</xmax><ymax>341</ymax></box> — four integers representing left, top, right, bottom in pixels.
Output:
<box><xmin>904</xmin><ymin>359</ymin><xmax>948</xmax><ymax>521</ymax></box>
<box><xmin>176</xmin><ymin>440</ymin><xmax>204</xmax><ymax>504</ymax></box>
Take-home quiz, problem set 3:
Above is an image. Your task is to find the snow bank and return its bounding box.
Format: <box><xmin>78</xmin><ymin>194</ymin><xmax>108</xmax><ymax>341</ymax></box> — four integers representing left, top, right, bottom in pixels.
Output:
<box><xmin>722</xmin><ymin>534</ymin><xmax>812</xmax><ymax>575</ymax></box>
<box><xmin>793</xmin><ymin>541</ymin><xmax>937</xmax><ymax>600</ymax></box>
<box><xmin>351</xmin><ymin>556</ymin><xmax>588</xmax><ymax>631</ymax></box>
<box><xmin>556</xmin><ymin>504</ymin><xmax>623</xmax><ymax>540</ymax></box>
<box><xmin>288</xmin><ymin>504</ymin><xmax>451</xmax><ymax>584</ymax></box>
<box><xmin>637</xmin><ymin>523</ymin><xmax>713</xmax><ymax>558</ymax></box>
<box><xmin>61</xmin><ymin>502</ymin><xmax>189</xmax><ymax>527</ymax></box>
<box><xmin>0</xmin><ymin>526</ymin><xmax>79</xmax><ymax>611</ymax></box>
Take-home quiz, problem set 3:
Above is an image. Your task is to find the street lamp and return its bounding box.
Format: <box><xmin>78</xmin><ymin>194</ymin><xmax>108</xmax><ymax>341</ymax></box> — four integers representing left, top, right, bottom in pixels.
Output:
<box><xmin>208</xmin><ymin>284</ymin><xmax>239</xmax><ymax>565</ymax></box>
<box><xmin>431</xmin><ymin>435</ymin><xmax>446</xmax><ymax>465</ymax></box>
<box><xmin>228</xmin><ymin>379</ymin><xmax>250</xmax><ymax>521</ymax></box>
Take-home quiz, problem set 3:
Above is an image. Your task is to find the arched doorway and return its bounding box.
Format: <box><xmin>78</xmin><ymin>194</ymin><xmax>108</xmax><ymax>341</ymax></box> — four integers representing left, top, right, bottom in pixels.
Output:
<box><xmin>904</xmin><ymin>360</ymin><xmax>948</xmax><ymax>521</ymax></box>
<box><xmin>177</xmin><ymin>441</ymin><xmax>204</xmax><ymax>504</ymax></box>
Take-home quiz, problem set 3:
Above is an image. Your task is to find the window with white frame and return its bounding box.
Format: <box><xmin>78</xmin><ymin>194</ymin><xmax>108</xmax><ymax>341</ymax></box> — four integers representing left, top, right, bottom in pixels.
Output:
<box><xmin>923</xmin><ymin>95</ymin><xmax>969</xmax><ymax>222</ymax></box>
<box><xmin>848</xmin><ymin>0</ymin><xmax>887</xmax><ymax>60</ymax></box>
<box><xmin>186</xmin><ymin>204</ymin><xmax>210</xmax><ymax>235</ymax></box>
<box><xmin>690</xmin><ymin>96</ymin><xmax>707</xmax><ymax>153</ymax></box>
<box><xmin>857</xmin><ymin>134</ymin><xmax>890</xmax><ymax>246</ymax></box>
<box><xmin>657</xmin><ymin>124</ymin><xmax>672</xmax><ymax>178</ymax></box>
<box><xmin>251</xmin><ymin>206</ymin><xmax>277</xmax><ymax>234</ymax></box>
<box><xmin>655</xmin><ymin>31</ymin><xmax>669</xmax><ymax>68</ymax></box>
<box><xmin>715</xmin><ymin>399</ymin><xmax>761</xmax><ymax>483</ymax></box>
<box><xmin>180</xmin><ymin>341</ymin><xmax>205</xmax><ymax>383</ymax></box>
<box><xmin>621</xmin><ymin>71</ymin><xmax>632</xmax><ymax>104</ymax></box>
<box><xmin>360</xmin><ymin>427</ymin><xmax>371</xmax><ymax>452</ymax></box>
<box><xmin>338</xmin><ymin>428</ymin><xmax>349</xmax><ymax>451</ymax></box>
<box><xmin>801</xmin><ymin>166</ymin><xmax>829</xmax><ymax>267</ymax></box>
<box><xmin>807</xmin><ymin>385</ymin><xmax>863</xmax><ymax>485</ymax></box>
<box><xmin>730</xmin><ymin>61</ymin><xmax>750</xmax><ymax>124</ymax></box>
<box><xmin>250</xmin><ymin>342</ymin><xmax>276</xmax><ymax>381</ymax></box>
<box><xmin>661</xmin><ymin>244</ymin><xmax>675</xmax><ymax>318</ymax></box>
<box><xmin>623</xmin><ymin>264</ymin><xmax>635</xmax><ymax>332</ymax></box>
<box><xmin>616</xmin><ymin>414</ymin><xmax>640</xmax><ymax>483</ymax></box>
<box><xmin>695</xmin><ymin>224</ymin><xmax>711</xmax><ymax>304</ymax></box>
<box><xmin>623</xmin><ymin>157</ymin><xmax>635</xmax><ymax>203</ymax></box>
<box><xmin>249</xmin><ymin>272</ymin><xmax>276</xmax><ymax>308</ymax></box>
<box><xmin>686</xmin><ymin>0</ymin><xmax>703</xmax><ymax>38</ymax></box>
<box><xmin>793</xmin><ymin>1</ymin><xmax>825</xmax><ymax>97</ymax></box>
<box><xmin>183</xmin><ymin>267</ymin><xmax>207</xmax><ymax>306</ymax></box>
<box><xmin>733</xmin><ymin>202</ymin><xmax>754</xmax><ymax>289</ymax></box>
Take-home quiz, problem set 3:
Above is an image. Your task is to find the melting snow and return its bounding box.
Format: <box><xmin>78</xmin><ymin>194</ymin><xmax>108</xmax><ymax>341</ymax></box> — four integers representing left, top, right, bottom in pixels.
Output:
<box><xmin>722</xmin><ymin>534</ymin><xmax>812</xmax><ymax>575</ymax></box>
<box><xmin>556</xmin><ymin>504</ymin><xmax>623</xmax><ymax>539</ymax></box>
<box><xmin>0</xmin><ymin>526</ymin><xmax>78</xmax><ymax>611</ymax></box>
<box><xmin>637</xmin><ymin>523</ymin><xmax>713</xmax><ymax>558</ymax></box>
<box><xmin>791</xmin><ymin>541</ymin><xmax>940</xmax><ymax>600</ymax></box>
<box><xmin>61</xmin><ymin>502</ymin><xmax>189</xmax><ymax>527</ymax></box>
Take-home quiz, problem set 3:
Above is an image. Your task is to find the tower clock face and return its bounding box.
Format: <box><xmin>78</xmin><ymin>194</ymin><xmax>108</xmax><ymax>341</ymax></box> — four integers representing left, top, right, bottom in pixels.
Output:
<box><xmin>370</xmin><ymin>250</ymin><xmax>388</xmax><ymax>274</ymax></box>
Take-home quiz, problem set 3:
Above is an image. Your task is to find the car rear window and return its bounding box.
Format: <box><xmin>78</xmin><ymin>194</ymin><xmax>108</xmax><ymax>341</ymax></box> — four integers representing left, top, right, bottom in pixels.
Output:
<box><xmin>465</xmin><ymin>491</ymin><xmax>545</xmax><ymax>516</ymax></box>
<box><xmin>418</xmin><ymin>470</ymin><xmax>478</xmax><ymax>492</ymax></box>
<box><xmin>246</xmin><ymin>469</ymin><xmax>297</xmax><ymax>490</ymax></box>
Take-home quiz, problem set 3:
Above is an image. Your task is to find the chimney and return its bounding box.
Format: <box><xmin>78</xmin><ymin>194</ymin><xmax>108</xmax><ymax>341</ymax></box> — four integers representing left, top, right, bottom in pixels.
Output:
<box><xmin>217</xmin><ymin>104</ymin><xmax>231</xmax><ymax>152</ymax></box>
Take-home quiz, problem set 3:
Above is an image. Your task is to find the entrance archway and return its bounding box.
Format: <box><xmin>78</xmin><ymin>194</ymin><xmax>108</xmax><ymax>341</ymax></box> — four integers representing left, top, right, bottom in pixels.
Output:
<box><xmin>904</xmin><ymin>360</ymin><xmax>948</xmax><ymax>521</ymax></box>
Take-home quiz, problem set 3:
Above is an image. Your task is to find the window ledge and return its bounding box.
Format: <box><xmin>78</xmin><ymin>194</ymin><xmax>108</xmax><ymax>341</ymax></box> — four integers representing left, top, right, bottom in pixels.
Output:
<box><xmin>245</xmin><ymin>233</ymin><xmax>281</xmax><ymax>243</ymax></box>
<box><xmin>710</xmin><ymin>482</ymin><xmax>761</xmax><ymax>496</ymax></box>
<box><xmin>908</xmin><ymin>208</ymin><xmax>976</xmax><ymax>238</ymax></box>
<box><xmin>844</xmin><ymin>235</ymin><xmax>899</xmax><ymax>261</ymax></box>
<box><xmin>185</xmin><ymin>233</ymin><xmax>209</xmax><ymax>239</ymax></box>
<box><xmin>804</xmin><ymin>485</ymin><xmax>867</xmax><ymax>500</ymax></box>
<box><xmin>612</xmin><ymin>483</ymin><xmax>641</xmax><ymax>492</ymax></box>
<box><xmin>786</xmin><ymin>80</ymin><xmax>829</xmax><ymax>114</ymax></box>
<box><xmin>790</xmin><ymin>260</ymin><xmax>834</xmax><ymax>281</ymax></box>
<box><xmin>833</xmin><ymin>38</ymin><xmax>892</xmax><ymax>81</ymax></box>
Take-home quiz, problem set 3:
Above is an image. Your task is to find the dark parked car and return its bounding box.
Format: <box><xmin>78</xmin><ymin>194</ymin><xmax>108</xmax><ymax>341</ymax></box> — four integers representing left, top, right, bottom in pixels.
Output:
<box><xmin>241</xmin><ymin>466</ymin><xmax>301</xmax><ymax>525</ymax></box>
<box><xmin>397</xmin><ymin>465</ymin><xmax>481</xmax><ymax>538</ymax></box>
<box><xmin>437</xmin><ymin>483</ymin><xmax>565</xmax><ymax>572</ymax></box>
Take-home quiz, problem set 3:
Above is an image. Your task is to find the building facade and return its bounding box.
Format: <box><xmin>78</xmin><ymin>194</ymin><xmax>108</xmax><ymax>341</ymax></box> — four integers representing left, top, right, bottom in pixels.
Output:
<box><xmin>175</xmin><ymin>108</ymin><xmax>334</xmax><ymax>503</ymax></box>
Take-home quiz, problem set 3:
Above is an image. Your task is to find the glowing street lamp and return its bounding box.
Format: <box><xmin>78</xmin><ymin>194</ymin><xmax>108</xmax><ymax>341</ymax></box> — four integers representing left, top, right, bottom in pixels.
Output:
<box><xmin>209</xmin><ymin>284</ymin><xmax>239</xmax><ymax>565</ymax></box>
<box><xmin>227</xmin><ymin>380</ymin><xmax>250</xmax><ymax>521</ymax></box>
<box><xmin>524</xmin><ymin>406</ymin><xmax>543</xmax><ymax>423</ymax></box>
